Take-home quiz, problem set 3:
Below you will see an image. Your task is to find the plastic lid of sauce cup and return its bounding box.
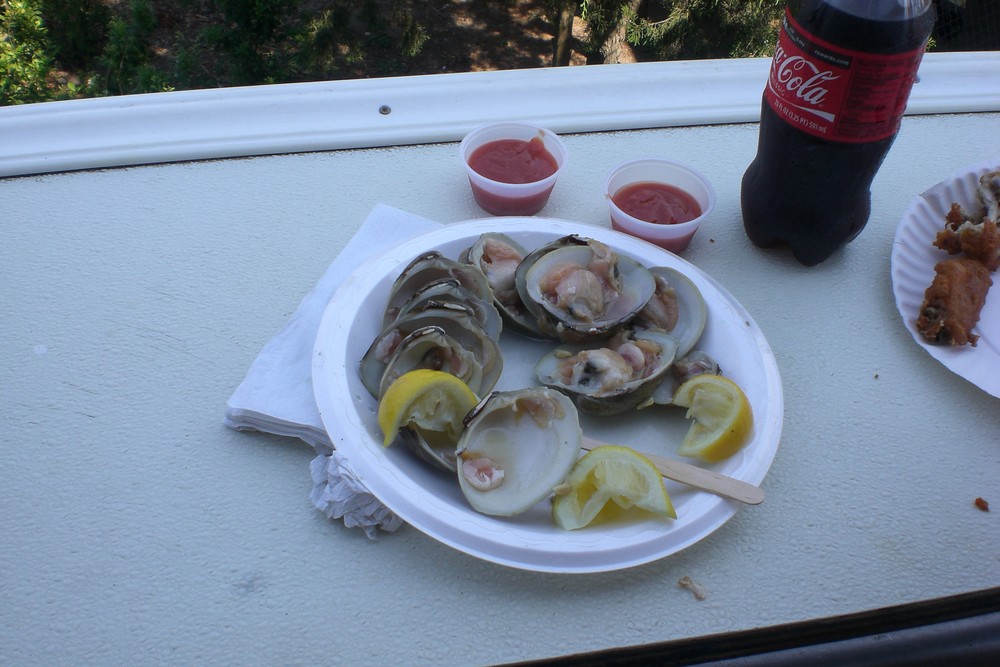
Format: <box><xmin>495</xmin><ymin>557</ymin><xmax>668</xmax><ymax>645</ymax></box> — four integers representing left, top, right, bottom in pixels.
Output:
<box><xmin>460</xmin><ymin>122</ymin><xmax>567</xmax><ymax>216</ymax></box>
<box><xmin>605</xmin><ymin>159</ymin><xmax>716</xmax><ymax>253</ymax></box>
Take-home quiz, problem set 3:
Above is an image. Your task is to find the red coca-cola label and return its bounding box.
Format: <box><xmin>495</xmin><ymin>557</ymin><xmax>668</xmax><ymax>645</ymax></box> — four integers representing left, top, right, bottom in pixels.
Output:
<box><xmin>765</xmin><ymin>8</ymin><xmax>926</xmax><ymax>143</ymax></box>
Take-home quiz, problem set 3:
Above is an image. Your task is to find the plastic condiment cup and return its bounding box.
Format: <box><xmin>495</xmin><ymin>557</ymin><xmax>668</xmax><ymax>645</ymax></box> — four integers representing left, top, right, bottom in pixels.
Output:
<box><xmin>604</xmin><ymin>158</ymin><xmax>716</xmax><ymax>253</ymax></box>
<box><xmin>459</xmin><ymin>122</ymin><xmax>567</xmax><ymax>216</ymax></box>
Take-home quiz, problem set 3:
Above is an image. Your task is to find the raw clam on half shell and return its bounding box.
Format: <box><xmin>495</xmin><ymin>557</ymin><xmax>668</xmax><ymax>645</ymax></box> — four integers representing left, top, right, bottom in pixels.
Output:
<box><xmin>632</xmin><ymin>267</ymin><xmax>707</xmax><ymax>358</ymax></box>
<box><xmin>519</xmin><ymin>238</ymin><xmax>656</xmax><ymax>342</ymax></box>
<box><xmin>460</xmin><ymin>232</ymin><xmax>547</xmax><ymax>338</ymax></box>
<box><xmin>534</xmin><ymin>329</ymin><xmax>680</xmax><ymax>415</ymax></box>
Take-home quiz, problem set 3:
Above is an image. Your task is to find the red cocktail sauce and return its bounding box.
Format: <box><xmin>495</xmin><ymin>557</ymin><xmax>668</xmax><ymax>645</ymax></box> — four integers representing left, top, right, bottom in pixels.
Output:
<box><xmin>612</xmin><ymin>182</ymin><xmax>702</xmax><ymax>225</ymax></box>
<box><xmin>468</xmin><ymin>137</ymin><xmax>558</xmax><ymax>184</ymax></box>
<box><xmin>465</xmin><ymin>136</ymin><xmax>560</xmax><ymax>215</ymax></box>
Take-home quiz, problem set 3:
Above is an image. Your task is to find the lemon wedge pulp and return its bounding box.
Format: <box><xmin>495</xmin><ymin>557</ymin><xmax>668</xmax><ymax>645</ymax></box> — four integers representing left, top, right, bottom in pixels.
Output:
<box><xmin>377</xmin><ymin>369</ymin><xmax>479</xmax><ymax>447</ymax></box>
<box><xmin>552</xmin><ymin>445</ymin><xmax>676</xmax><ymax>530</ymax></box>
<box><xmin>672</xmin><ymin>374</ymin><xmax>753</xmax><ymax>463</ymax></box>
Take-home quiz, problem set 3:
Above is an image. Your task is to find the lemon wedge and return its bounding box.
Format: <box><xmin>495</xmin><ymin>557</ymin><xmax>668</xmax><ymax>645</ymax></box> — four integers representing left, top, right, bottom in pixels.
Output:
<box><xmin>377</xmin><ymin>369</ymin><xmax>479</xmax><ymax>447</ymax></box>
<box><xmin>552</xmin><ymin>445</ymin><xmax>676</xmax><ymax>530</ymax></box>
<box><xmin>672</xmin><ymin>375</ymin><xmax>753</xmax><ymax>463</ymax></box>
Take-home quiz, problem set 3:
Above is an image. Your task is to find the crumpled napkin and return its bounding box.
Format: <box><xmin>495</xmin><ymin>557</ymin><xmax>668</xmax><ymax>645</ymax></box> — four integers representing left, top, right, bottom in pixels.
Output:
<box><xmin>225</xmin><ymin>204</ymin><xmax>442</xmax><ymax>538</ymax></box>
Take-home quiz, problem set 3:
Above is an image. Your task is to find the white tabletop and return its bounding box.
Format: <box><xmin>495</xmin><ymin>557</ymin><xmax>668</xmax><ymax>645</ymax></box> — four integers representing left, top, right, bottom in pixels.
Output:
<box><xmin>2</xmin><ymin>55</ymin><xmax>999</xmax><ymax>665</ymax></box>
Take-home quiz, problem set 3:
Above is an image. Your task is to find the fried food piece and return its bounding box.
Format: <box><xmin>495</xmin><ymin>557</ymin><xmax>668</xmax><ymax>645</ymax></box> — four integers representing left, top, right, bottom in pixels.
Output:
<box><xmin>933</xmin><ymin>203</ymin><xmax>972</xmax><ymax>254</ymax></box>
<box><xmin>933</xmin><ymin>203</ymin><xmax>1000</xmax><ymax>272</ymax></box>
<box><xmin>917</xmin><ymin>170</ymin><xmax>999</xmax><ymax>347</ymax></box>
<box><xmin>916</xmin><ymin>257</ymin><xmax>992</xmax><ymax>347</ymax></box>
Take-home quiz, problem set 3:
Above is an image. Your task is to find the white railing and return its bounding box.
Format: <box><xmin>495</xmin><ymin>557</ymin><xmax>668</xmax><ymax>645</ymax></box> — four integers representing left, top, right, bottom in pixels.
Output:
<box><xmin>1</xmin><ymin>52</ymin><xmax>997</xmax><ymax>178</ymax></box>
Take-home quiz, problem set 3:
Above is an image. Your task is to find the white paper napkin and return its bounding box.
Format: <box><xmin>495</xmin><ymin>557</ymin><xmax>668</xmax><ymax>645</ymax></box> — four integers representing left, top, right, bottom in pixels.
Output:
<box><xmin>225</xmin><ymin>204</ymin><xmax>442</xmax><ymax>538</ymax></box>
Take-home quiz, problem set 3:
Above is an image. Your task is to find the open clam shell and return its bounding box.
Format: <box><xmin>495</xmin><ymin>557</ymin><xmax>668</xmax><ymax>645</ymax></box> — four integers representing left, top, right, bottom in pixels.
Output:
<box><xmin>382</xmin><ymin>252</ymin><xmax>493</xmax><ymax>328</ymax></box>
<box><xmin>632</xmin><ymin>267</ymin><xmax>707</xmax><ymax>358</ymax></box>
<box><xmin>461</xmin><ymin>232</ymin><xmax>547</xmax><ymax>338</ymax></box>
<box><xmin>520</xmin><ymin>239</ymin><xmax>656</xmax><ymax>342</ymax></box>
<box><xmin>376</xmin><ymin>326</ymin><xmax>487</xmax><ymax>398</ymax></box>
<box><xmin>513</xmin><ymin>234</ymin><xmax>589</xmax><ymax>336</ymax></box>
<box><xmin>392</xmin><ymin>424</ymin><xmax>460</xmax><ymax>473</ymax></box>
<box><xmin>456</xmin><ymin>388</ymin><xmax>582</xmax><ymax>517</ymax></box>
<box><xmin>534</xmin><ymin>329</ymin><xmax>679</xmax><ymax>416</ymax></box>
<box><xmin>360</xmin><ymin>305</ymin><xmax>503</xmax><ymax>398</ymax></box>
<box><xmin>392</xmin><ymin>277</ymin><xmax>503</xmax><ymax>340</ymax></box>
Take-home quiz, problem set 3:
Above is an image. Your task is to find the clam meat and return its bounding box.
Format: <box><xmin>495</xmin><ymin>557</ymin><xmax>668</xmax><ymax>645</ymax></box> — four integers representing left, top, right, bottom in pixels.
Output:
<box><xmin>631</xmin><ymin>267</ymin><xmax>707</xmax><ymax>357</ymax></box>
<box><xmin>461</xmin><ymin>232</ymin><xmax>546</xmax><ymax>337</ymax></box>
<box><xmin>520</xmin><ymin>238</ymin><xmax>655</xmax><ymax>342</ymax></box>
<box><xmin>534</xmin><ymin>329</ymin><xmax>679</xmax><ymax>415</ymax></box>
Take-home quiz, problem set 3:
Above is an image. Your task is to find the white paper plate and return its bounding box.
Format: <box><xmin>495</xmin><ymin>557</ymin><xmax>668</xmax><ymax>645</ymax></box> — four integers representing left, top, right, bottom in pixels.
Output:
<box><xmin>313</xmin><ymin>219</ymin><xmax>783</xmax><ymax>573</ymax></box>
<box><xmin>890</xmin><ymin>159</ymin><xmax>1000</xmax><ymax>399</ymax></box>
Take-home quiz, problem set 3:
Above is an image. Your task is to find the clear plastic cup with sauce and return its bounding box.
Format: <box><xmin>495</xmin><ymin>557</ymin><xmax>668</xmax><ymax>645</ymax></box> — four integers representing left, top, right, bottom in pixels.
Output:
<box><xmin>604</xmin><ymin>158</ymin><xmax>716</xmax><ymax>253</ymax></box>
<box><xmin>460</xmin><ymin>122</ymin><xmax>567</xmax><ymax>216</ymax></box>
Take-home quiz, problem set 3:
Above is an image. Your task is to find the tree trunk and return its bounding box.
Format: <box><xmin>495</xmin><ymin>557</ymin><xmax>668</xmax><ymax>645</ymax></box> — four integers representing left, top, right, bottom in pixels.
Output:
<box><xmin>552</xmin><ymin>0</ymin><xmax>577</xmax><ymax>66</ymax></box>
<box><xmin>601</xmin><ymin>0</ymin><xmax>643</xmax><ymax>64</ymax></box>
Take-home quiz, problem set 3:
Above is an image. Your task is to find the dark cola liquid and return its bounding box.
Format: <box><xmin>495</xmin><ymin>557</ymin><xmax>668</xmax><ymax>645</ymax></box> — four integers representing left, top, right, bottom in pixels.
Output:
<box><xmin>741</xmin><ymin>0</ymin><xmax>935</xmax><ymax>266</ymax></box>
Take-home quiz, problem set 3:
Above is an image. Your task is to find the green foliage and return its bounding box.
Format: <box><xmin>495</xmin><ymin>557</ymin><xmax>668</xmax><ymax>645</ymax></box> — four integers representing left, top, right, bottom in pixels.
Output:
<box><xmin>300</xmin><ymin>3</ymin><xmax>369</xmax><ymax>72</ymax></box>
<box><xmin>209</xmin><ymin>0</ymin><xmax>298</xmax><ymax>84</ymax></box>
<box><xmin>580</xmin><ymin>0</ymin><xmax>783</xmax><ymax>60</ymax></box>
<box><xmin>1</xmin><ymin>0</ymin><xmax>54</xmax><ymax>104</ymax></box>
<box><xmin>648</xmin><ymin>0</ymin><xmax>784</xmax><ymax>60</ymax></box>
<box><xmin>296</xmin><ymin>0</ymin><xmax>431</xmax><ymax>79</ymax></box>
<box><xmin>96</xmin><ymin>0</ymin><xmax>171</xmax><ymax>95</ymax></box>
<box><xmin>1</xmin><ymin>0</ymin><xmax>789</xmax><ymax>106</ymax></box>
<box><xmin>394</xmin><ymin>7</ymin><xmax>429</xmax><ymax>58</ymax></box>
<box><xmin>39</xmin><ymin>0</ymin><xmax>110</xmax><ymax>68</ymax></box>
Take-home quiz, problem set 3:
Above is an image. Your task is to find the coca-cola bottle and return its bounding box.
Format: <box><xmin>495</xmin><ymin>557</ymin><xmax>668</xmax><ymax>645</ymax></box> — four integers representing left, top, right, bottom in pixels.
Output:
<box><xmin>740</xmin><ymin>0</ymin><xmax>935</xmax><ymax>266</ymax></box>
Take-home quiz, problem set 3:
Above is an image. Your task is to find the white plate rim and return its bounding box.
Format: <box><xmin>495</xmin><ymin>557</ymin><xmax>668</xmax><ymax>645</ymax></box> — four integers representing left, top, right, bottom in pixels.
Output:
<box><xmin>890</xmin><ymin>159</ymin><xmax>1000</xmax><ymax>399</ymax></box>
<box><xmin>312</xmin><ymin>218</ymin><xmax>783</xmax><ymax>573</ymax></box>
